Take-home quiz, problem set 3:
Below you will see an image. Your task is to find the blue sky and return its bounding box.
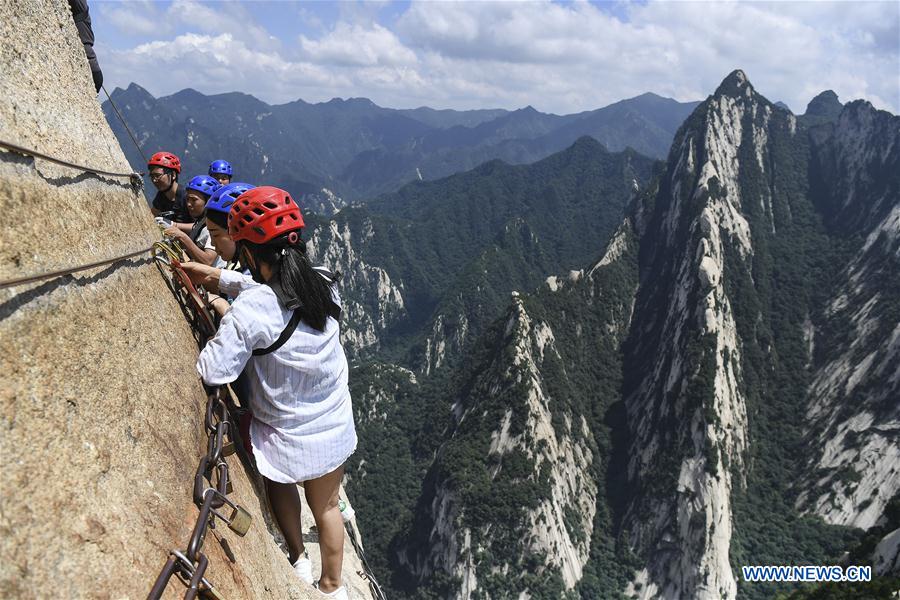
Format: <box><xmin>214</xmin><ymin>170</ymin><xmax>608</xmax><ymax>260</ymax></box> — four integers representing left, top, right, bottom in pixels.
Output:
<box><xmin>92</xmin><ymin>1</ymin><xmax>900</xmax><ymax>114</ymax></box>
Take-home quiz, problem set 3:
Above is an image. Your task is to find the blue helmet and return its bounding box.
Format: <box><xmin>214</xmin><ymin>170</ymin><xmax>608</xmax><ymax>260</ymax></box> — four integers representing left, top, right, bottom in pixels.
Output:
<box><xmin>185</xmin><ymin>175</ymin><xmax>221</xmax><ymax>197</ymax></box>
<box><xmin>207</xmin><ymin>182</ymin><xmax>256</xmax><ymax>215</ymax></box>
<box><xmin>208</xmin><ymin>160</ymin><xmax>233</xmax><ymax>177</ymax></box>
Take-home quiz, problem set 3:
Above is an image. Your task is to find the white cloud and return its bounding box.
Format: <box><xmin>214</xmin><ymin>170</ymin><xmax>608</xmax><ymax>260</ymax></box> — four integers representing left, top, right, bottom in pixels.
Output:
<box><xmin>98</xmin><ymin>0</ymin><xmax>900</xmax><ymax>114</ymax></box>
<box><xmin>96</xmin><ymin>1</ymin><xmax>168</xmax><ymax>37</ymax></box>
<box><xmin>168</xmin><ymin>0</ymin><xmax>280</xmax><ymax>52</ymax></box>
<box><xmin>296</xmin><ymin>6</ymin><xmax>325</xmax><ymax>31</ymax></box>
<box><xmin>403</xmin><ymin>0</ymin><xmax>900</xmax><ymax>113</ymax></box>
<box><xmin>299</xmin><ymin>22</ymin><xmax>417</xmax><ymax>67</ymax></box>
<box><xmin>102</xmin><ymin>33</ymin><xmax>344</xmax><ymax>102</ymax></box>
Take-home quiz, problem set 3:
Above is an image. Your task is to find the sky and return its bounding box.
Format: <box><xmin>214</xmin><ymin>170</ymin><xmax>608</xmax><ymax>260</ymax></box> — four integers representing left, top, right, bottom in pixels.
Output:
<box><xmin>92</xmin><ymin>0</ymin><xmax>900</xmax><ymax>115</ymax></box>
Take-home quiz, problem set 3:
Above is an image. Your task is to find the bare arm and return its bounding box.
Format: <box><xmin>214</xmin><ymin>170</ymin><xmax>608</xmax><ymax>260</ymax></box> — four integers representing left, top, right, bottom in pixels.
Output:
<box><xmin>164</xmin><ymin>227</ymin><xmax>218</xmax><ymax>265</ymax></box>
<box><xmin>206</xmin><ymin>292</ymin><xmax>231</xmax><ymax>317</ymax></box>
<box><xmin>180</xmin><ymin>262</ymin><xmax>223</xmax><ymax>293</ymax></box>
<box><xmin>181</xmin><ymin>238</ymin><xmax>218</xmax><ymax>265</ymax></box>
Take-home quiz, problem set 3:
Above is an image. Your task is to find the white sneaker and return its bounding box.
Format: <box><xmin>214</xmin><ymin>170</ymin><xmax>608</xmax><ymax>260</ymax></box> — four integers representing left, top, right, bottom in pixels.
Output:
<box><xmin>292</xmin><ymin>552</ymin><xmax>313</xmax><ymax>584</ymax></box>
<box><xmin>313</xmin><ymin>581</ymin><xmax>349</xmax><ymax>599</ymax></box>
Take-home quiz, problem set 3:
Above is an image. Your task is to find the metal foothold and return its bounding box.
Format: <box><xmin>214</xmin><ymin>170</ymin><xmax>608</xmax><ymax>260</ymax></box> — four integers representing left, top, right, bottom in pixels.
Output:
<box><xmin>222</xmin><ymin>441</ymin><xmax>236</xmax><ymax>457</ymax></box>
<box><xmin>228</xmin><ymin>506</ymin><xmax>252</xmax><ymax>536</ymax></box>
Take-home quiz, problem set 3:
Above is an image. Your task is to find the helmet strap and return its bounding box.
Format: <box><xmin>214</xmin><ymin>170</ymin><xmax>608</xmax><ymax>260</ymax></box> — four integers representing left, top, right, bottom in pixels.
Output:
<box><xmin>162</xmin><ymin>169</ymin><xmax>176</xmax><ymax>194</ymax></box>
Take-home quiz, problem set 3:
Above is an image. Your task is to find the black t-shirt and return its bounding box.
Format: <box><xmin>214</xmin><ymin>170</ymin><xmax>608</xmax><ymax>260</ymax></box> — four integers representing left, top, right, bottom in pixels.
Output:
<box><xmin>152</xmin><ymin>184</ymin><xmax>190</xmax><ymax>223</ymax></box>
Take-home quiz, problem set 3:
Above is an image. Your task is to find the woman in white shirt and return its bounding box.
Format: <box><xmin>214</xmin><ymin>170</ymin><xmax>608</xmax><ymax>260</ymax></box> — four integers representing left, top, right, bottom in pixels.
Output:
<box><xmin>183</xmin><ymin>186</ymin><xmax>356</xmax><ymax>599</ymax></box>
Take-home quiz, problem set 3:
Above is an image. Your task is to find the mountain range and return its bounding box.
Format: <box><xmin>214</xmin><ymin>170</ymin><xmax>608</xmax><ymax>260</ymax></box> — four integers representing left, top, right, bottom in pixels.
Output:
<box><xmin>102</xmin><ymin>84</ymin><xmax>697</xmax><ymax>205</ymax></box>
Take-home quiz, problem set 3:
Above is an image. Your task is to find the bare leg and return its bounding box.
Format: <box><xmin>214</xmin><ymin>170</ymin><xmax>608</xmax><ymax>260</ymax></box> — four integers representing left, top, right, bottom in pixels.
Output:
<box><xmin>265</xmin><ymin>477</ymin><xmax>305</xmax><ymax>564</ymax></box>
<box><xmin>304</xmin><ymin>465</ymin><xmax>345</xmax><ymax>592</ymax></box>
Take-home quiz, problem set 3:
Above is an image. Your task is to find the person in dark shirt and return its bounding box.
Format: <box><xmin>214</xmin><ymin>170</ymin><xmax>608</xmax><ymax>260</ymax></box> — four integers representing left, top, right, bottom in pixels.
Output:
<box><xmin>148</xmin><ymin>151</ymin><xmax>192</xmax><ymax>227</ymax></box>
<box><xmin>69</xmin><ymin>0</ymin><xmax>103</xmax><ymax>92</ymax></box>
<box><xmin>163</xmin><ymin>175</ymin><xmax>221</xmax><ymax>265</ymax></box>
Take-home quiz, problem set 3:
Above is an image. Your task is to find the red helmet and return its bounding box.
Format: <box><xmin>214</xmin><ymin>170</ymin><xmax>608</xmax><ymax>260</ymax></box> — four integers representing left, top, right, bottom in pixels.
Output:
<box><xmin>148</xmin><ymin>151</ymin><xmax>182</xmax><ymax>173</ymax></box>
<box><xmin>229</xmin><ymin>186</ymin><xmax>305</xmax><ymax>244</ymax></box>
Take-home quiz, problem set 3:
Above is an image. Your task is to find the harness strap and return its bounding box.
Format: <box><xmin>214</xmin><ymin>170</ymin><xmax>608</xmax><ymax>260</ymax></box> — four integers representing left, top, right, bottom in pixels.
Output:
<box><xmin>252</xmin><ymin>268</ymin><xmax>341</xmax><ymax>356</ymax></box>
<box><xmin>252</xmin><ymin>309</ymin><xmax>303</xmax><ymax>356</ymax></box>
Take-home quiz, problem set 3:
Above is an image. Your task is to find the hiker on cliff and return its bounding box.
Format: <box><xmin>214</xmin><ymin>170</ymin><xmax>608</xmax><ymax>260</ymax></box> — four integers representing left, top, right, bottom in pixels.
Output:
<box><xmin>208</xmin><ymin>159</ymin><xmax>233</xmax><ymax>186</ymax></box>
<box><xmin>148</xmin><ymin>151</ymin><xmax>192</xmax><ymax>226</ymax></box>
<box><xmin>69</xmin><ymin>0</ymin><xmax>103</xmax><ymax>92</ymax></box>
<box><xmin>163</xmin><ymin>175</ymin><xmax>220</xmax><ymax>266</ymax></box>
<box><xmin>184</xmin><ymin>186</ymin><xmax>355</xmax><ymax>599</ymax></box>
<box><xmin>202</xmin><ymin>182</ymin><xmax>256</xmax><ymax>316</ymax></box>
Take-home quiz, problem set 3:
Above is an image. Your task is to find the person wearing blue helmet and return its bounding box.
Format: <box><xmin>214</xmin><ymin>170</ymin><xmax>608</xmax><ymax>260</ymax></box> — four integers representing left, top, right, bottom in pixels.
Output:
<box><xmin>163</xmin><ymin>175</ymin><xmax>221</xmax><ymax>265</ymax></box>
<box><xmin>202</xmin><ymin>182</ymin><xmax>256</xmax><ymax>315</ymax></box>
<box><xmin>205</xmin><ymin>182</ymin><xmax>255</xmax><ymax>263</ymax></box>
<box><xmin>208</xmin><ymin>159</ymin><xmax>233</xmax><ymax>186</ymax></box>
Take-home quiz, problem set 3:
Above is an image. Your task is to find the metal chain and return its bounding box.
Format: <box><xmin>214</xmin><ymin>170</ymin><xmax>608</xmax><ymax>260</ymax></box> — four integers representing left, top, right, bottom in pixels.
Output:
<box><xmin>147</xmin><ymin>244</ymin><xmax>245</xmax><ymax>599</ymax></box>
<box><xmin>148</xmin><ymin>389</ymin><xmax>247</xmax><ymax>600</ymax></box>
<box><xmin>345</xmin><ymin>520</ymin><xmax>388</xmax><ymax>600</ymax></box>
<box><xmin>0</xmin><ymin>245</ymin><xmax>152</xmax><ymax>290</ymax></box>
<box><xmin>0</xmin><ymin>138</ymin><xmax>141</xmax><ymax>179</ymax></box>
<box><xmin>151</xmin><ymin>241</ymin><xmax>217</xmax><ymax>343</ymax></box>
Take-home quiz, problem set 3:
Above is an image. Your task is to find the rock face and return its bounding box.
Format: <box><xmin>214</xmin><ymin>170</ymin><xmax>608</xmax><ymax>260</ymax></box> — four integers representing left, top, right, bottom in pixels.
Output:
<box><xmin>619</xmin><ymin>70</ymin><xmax>762</xmax><ymax>600</ymax></box>
<box><xmin>407</xmin><ymin>299</ymin><xmax>599</xmax><ymax>594</ymax></box>
<box><xmin>796</xmin><ymin>100</ymin><xmax>900</xmax><ymax>529</ymax></box>
<box><xmin>0</xmin><ymin>2</ymin><xmax>370</xmax><ymax>597</ymax></box>
<box><xmin>395</xmin><ymin>210</ymin><xmax>641</xmax><ymax>598</ymax></box>
<box><xmin>307</xmin><ymin>218</ymin><xmax>406</xmax><ymax>358</ymax></box>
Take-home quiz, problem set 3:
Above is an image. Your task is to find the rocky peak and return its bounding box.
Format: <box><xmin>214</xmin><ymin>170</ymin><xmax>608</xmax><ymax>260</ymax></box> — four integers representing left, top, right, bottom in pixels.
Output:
<box><xmin>805</xmin><ymin>90</ymin><xmax>843</xmax><ymax>119</ymax></box>
<box><xmin>713</xmin><ymin>69</ymin><xmax>755</xmax><ymax>100</ymax></box>
<box><xmin>618</xmin><ymin>69</ymin><xmax>784</xmax><ymax>600</ymax></box>
<box><xmin>164</xmin><ymin>87</ymin><xmax>207</xmax><ymax>102</ymax></box>
<box><xmin>109</xmin><ymin>82</ymin><xmax>157</xmax><ymax>108</ymax></box>
<box><xmin>661</xmin><ymin>69</ymin><xmax>770</xmax><ymax>258</ymax></box>
<box><xmin>120</xmin><ymin>81</ymin><xmax>153</xmax><ymax>98</ymax></box>
<box><xmin>809</xmin><ymin>97</ymin><xmax>900</xmax><ymax>234</ymax></box>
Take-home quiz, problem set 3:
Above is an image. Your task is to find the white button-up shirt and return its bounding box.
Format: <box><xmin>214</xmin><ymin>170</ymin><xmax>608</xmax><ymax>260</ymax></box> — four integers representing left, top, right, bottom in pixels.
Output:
<box><xmin>197</xmin><ymin>269</ymin><xmax>357</xmax><ymax>483</ymax></box>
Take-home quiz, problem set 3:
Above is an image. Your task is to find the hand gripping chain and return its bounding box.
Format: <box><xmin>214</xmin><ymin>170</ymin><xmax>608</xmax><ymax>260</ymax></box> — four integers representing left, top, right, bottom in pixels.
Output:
<box><xmin>150</xmin><ymin>235</ymin><xmax>217</xmax><ymax>343</ymax></box>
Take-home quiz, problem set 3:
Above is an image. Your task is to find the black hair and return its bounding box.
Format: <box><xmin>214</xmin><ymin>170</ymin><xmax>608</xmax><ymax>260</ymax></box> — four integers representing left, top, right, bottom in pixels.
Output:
<box><xmin>206</xmin><ymin>209</ymin><xmax>228</xmax><ymax>229</ymax></box>
<box><xmin>243</xmin><ymin>237</ymin><xmax>340</xmax><ymax>332</ymax></box>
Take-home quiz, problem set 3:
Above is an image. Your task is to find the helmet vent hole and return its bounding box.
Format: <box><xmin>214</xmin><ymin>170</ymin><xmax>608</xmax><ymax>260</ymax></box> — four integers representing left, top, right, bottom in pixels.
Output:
<box><xmin>252</xmin><ymin>207</ymin><xmax>265</xmax><ymax>216</ymax></box>
<box><xmin>276</xmin><ymin>216</ymin><xmax>284</xmax><ymax>226</ymax></box>
<box><xmin>263</xmin><ymin>201</ymin><xmax>278</xmax><ymax>209</ymax></box>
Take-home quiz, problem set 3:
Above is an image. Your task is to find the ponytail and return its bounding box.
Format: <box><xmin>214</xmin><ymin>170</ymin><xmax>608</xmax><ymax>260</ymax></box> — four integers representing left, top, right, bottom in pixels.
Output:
<box><xmin>244</xmin><ymin>239</ymin><xmax>340</xmax><ymax>332</ymax></box>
